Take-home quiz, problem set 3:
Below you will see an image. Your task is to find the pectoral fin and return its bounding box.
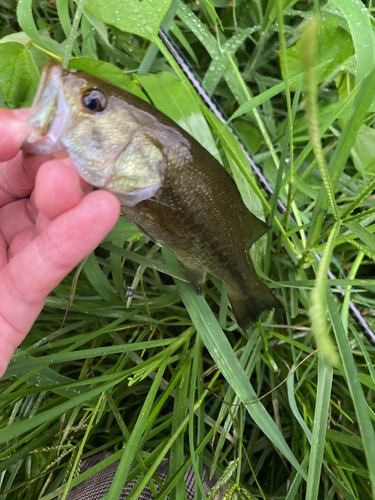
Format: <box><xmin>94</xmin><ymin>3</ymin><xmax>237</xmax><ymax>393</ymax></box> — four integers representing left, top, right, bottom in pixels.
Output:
<box><xmin>180</xmin><ymin>264</ymin><xmax>206</xmax><ymax>295</ymax></box>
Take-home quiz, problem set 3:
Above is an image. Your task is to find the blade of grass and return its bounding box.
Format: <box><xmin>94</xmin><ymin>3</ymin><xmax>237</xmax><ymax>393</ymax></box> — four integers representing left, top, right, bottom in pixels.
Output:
<box><xmin>83</xmin><ymin>252</ymin><xmax>119</xmax><ymax>303</ymax></box>
<box><xmin>62</xmin><ymin>0</ymin><xmax>85</xmax><ymax>67</ymax></box>
<box><xmin>188</xmin><ymin>336</ymin><xmax>207</xmax><ymax>500</ymax></box>
<box><xmin>0</xmin><ymin>376</ymin><xmax>128</xmax><ymax>444</ymax></box>
<box><xmin>4</xmin><ymin>337</ymin><xmax>175</xmax><ymax>376</ymax></box>
<box><xmin>327</xmin><ymin>288</ymin><xmax>375</xmax><ymax>497</ymax></box>
<box><xmin>331</xmin><ymin>0</ymin><xmax>375</xmax><ymax>83</ymax></box>
<box><xmin>101</xmin><ymin>242</ymin><xmax>187</xmax><ymax>282</ymax></box>
<box><xmin>169</xmin><ymin>350</ymin><xmax>190</xmax><ymax>500</ymax></box>
<box><xmin>56</xmin><ymin>0</ymin><xmax>80</xmax><ymax>56</ymax></box>
<box><xmin>17</xmin><ymin>0</ymin><xmax>61</xmax><ymax>55</ymax></box>
<box><xmin>305</xmin><ymin>355</ymin><xmax>333</xmax><ymax>500</ymax></box>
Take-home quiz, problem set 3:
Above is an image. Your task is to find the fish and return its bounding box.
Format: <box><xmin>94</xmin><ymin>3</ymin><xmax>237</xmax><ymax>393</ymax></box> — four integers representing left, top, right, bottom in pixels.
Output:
<box><xmin>23</xmin><ymin>60</ymin><xmax>280</xmax><ymax>329</ymax></box>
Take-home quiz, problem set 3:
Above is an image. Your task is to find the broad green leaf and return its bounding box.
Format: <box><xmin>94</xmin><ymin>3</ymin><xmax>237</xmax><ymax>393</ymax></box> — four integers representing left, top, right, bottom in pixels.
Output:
<box><xmin>68</xmin><ymin>57</ymin><xmax>147</xmax><ymax>99</ymax></box>
<box><xmin>83</xmin><ymin>8</ymin><xmax>111</xmax><ymax>46</ymax></box>
<box><xmin>0</xmin><ymin>32</ymin><xmax>30</xmax><ymax>44</ymax></box>
<box><xmin>279</xmin><ymin>17</ymin><xmax>353</xmax><ymax>84</ymax></box>
<box><xmin>0</xmin><ymin>42</ymin><xmax>39</xmax><ymax>108</ymax></box>
<box><xmin>81</xmin><ymin>15</ymin><xmax>97</xmax><ymax>59</ymax></box>
<box><xmin>85</xmin><ymin>0</ymin><xmax>173</xmax><ymax>41</ymax></box>
<box><xmin>177</xmin><ymin>2</ymin><xmax>218</xmax><ymax>59</ymax></box>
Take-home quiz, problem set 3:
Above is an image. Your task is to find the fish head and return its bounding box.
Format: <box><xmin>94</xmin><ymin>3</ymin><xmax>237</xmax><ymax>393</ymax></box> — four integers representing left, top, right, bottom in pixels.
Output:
<box><xmin>23</xmin><ymin>60</ymin><xmax>165</xmax><ymax>206</ymax></box>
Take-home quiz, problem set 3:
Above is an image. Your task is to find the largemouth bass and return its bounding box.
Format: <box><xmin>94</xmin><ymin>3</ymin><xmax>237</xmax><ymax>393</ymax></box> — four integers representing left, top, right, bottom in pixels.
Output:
<box><xmin>23</xmin><ymin>60</ymin><xmax>280</xmax><ymax>329</ymax></box>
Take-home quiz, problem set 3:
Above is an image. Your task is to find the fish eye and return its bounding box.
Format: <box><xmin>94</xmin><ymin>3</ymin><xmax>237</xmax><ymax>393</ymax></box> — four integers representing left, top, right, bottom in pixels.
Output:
<box><xmin>82</xmin><ymin>90</ymin><xmax>107</xmax><ymax>113</ymax></box>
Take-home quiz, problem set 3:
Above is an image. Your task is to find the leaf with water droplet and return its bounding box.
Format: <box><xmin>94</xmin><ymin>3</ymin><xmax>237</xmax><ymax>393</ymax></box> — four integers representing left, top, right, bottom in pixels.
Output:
<box><xmin>279</xmin><ymin>17</ymin><xmax>354</xmax><ymax>86</ymax></box>
<box><xmin>331</xmin><ymin>0</ymin><xmax>375</xmax><ymax>82</ymax></box>
<box><xmin>85</xmin><ymin>0</ymin><xmax>172</xmax><ymax>41</ymax></box>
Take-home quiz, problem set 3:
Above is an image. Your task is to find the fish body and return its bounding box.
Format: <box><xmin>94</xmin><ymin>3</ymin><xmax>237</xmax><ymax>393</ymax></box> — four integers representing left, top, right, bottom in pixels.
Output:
<box><xmin>23</xmin><ymin>61</ymin><xmax>280</xmax><ymax>329</ymax></box>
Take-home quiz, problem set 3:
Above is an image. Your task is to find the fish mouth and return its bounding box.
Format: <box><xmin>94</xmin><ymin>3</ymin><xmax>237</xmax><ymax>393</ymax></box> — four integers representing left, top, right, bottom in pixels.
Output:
<box><xmin>22</xmin><ymin>60</ymin><xmax>70</xmax><ymax>155</ymax></box>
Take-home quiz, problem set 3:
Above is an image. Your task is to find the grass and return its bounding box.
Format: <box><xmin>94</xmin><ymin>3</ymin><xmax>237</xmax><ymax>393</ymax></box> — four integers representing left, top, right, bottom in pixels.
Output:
<box><xmin>1</xmin><ymin>0</ymin><xmax>375</xmax><ymax>499</ymax></box>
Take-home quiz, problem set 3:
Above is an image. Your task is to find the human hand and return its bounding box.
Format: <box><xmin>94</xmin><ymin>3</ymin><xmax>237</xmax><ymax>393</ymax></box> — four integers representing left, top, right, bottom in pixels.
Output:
<box><xmin>0</xmin><ymin>109</ymin><xmax>120</xmax><ymax>377</ymax></box>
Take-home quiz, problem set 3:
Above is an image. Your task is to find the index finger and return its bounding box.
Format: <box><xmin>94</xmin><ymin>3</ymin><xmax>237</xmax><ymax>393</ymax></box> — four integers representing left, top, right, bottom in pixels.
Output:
<box><xmin>0</xmin><ymin>109</ymin><xmax>34</xmax><ymax>207</ymax></box>
<box><xmin>0</xmin><ymin>110</ymin><xmax>55</xmax><ymax>207</ymax></box>
<box><xmin>0</xmin><ymin>153</ymin><xmax>34</xmax><ymax>207</ymax></box>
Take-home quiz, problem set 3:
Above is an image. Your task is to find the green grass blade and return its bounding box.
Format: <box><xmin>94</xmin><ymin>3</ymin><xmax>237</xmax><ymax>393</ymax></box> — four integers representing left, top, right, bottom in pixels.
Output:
<box><xmin>62</xmin><ymin>0</ymin><xmax>85</xmax><ymax>67</ymax></box>
<box><xmin>331</xmin><ymin>0</ymin><xmax>375</xmax><ymax>83</ymax></box>
<box><xmin>305</xmin><ymin>355</ymin><xmax>333</xmax><ymax>500</ymax></box>
<box><xmin>345</xmin><ymin>221</ymin><xmax>375</xmax><ymax>256</ymax></box>
<box><xmin>5</xmin><ymin>338</ymin><xmax>174</xmax><ymax>376</ymax></box>
<box><xmin>83</xmin><ymin>252</ymin><xmax>119</xmax><ymax>302</ymax></box>
<box><xmin>17</xmin><ymin>0</ymin><xmax>57</xmax><ymax>54</ymax></box>
<box><xmin>101</xmin><ymin>242</ymin><xmax>187</xmax><ymax>282</ymax></box>
<box><xmin>327</xmin><ymin>288</ymin><xmax>375</xmax><ymax>497</ymax></box>
<box><xmin>0</xmin><ymin>376</ymin><xmax>127</xmax><ymax>444</ymax></box>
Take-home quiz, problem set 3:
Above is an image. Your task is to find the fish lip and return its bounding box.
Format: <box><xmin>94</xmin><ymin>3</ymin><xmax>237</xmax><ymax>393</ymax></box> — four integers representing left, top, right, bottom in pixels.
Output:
<box><xmin>22</xmin><ymin>60</ymin><xmax>68</xmax><ymax>155</ymax></box>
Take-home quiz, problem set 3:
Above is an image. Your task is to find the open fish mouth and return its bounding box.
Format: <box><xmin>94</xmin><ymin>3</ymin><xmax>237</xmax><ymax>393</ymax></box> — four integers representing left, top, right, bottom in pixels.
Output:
<box><xmin>22</xmin><ymin>60</ymin><xmax>70</xmax><ymax>155</ymax></box>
